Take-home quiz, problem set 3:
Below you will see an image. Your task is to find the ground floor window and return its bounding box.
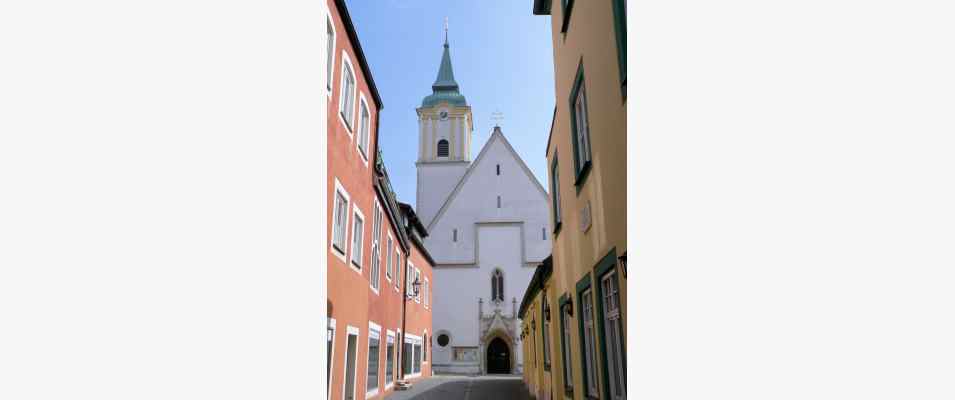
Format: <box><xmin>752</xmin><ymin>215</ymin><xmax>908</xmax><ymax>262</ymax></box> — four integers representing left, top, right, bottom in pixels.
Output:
<box><xmin>366</xmin><ymin>326</ymin><xmax>380</xmax><ymax>395</ymax></box>
<box><xmin>403</xmin><ymin>335</ymin><xmax>423</xmax><ymax>376</ymax></box>
<box><xmin>580</xmin><ymin>287</ymin><xmax>599</xmax><ymax>397</ymax></box>
<box><xmin>386</xmin><ymin>332</ymin><xmax>395</xmax><ymax>385</ymax></box>
<box><xmin>327</xmin><ymin>319</ymin><xmax>335</xmax><ymax>399</ymax></box>
<box><xmin>413</xmin><ymin>342</ymin><xmax>422</xmax><ymax>373</ymax></box>
<box><xmin>601</xmin><ymin>269</ymin><xmax>626</xmax><ymax>400</ymax></box>
<box><xmin>560</xmin><ymin>300</ymin><xmax>574</xmax><ymax>393</ymax></box>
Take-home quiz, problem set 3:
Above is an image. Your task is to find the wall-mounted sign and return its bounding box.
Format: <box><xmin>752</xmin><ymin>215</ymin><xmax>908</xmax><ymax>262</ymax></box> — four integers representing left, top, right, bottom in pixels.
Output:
<box><xmin>580</xmin><ymin>200</ymin><xmax>592</xmax><ymax>233</ymax></box>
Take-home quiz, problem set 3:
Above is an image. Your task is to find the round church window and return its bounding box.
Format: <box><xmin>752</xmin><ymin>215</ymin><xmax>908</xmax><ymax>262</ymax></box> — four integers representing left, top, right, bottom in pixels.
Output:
<box><xmin>437</xmin><ymin>334</ymin><xmax>450</xmax><ymax>347</ymax></box>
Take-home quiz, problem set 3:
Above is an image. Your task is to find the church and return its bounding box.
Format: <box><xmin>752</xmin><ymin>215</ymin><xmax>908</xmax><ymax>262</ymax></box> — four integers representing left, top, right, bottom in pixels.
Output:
<box><xmin>415</xmin><ymin>30</ymin><xmax>552</xmax><ymax>375</ymax></box>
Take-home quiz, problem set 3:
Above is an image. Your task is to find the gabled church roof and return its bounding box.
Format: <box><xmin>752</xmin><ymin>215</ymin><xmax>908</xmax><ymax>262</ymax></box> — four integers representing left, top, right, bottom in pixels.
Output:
<box><xmin>425</xmin><ymin>126</ymin><xmax>550</xmax><ymax>231</ymax></box>
<box><xmin>422</xmin><ymin>31</ymin><xmax>467</xmax><ymax>107</ymax></box>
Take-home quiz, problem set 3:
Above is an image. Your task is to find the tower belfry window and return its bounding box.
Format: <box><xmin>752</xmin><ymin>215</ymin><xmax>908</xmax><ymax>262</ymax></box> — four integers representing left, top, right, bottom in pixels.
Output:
<box><xmin>437</xmin><ymin>139</ymin><xmax>449</xmax><ymax>157</ymax></box>
<box><xmin>496</xmin><ymin>164</ymin><xmax>500</xmax><ymax>175</ymax></box>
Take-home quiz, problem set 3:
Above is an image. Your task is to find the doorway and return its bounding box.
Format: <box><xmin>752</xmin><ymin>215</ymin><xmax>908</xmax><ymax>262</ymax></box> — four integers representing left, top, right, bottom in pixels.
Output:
<box><xmin>343</xmin><ymin>332</ymin><xmax>358</xmax><ymax>400</ymax></box>
<box><xmin>486</xmin><ymin>337</ymin><xmax>511</xmax><ymax>374</ymax></box>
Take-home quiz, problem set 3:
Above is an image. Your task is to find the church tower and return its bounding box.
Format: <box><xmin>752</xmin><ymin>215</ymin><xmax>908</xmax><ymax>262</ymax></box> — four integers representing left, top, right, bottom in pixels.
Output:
<box><xmin>416</xmin><ymin>24</ymin><xmax>473</xmax><ymax>226</ymax></box>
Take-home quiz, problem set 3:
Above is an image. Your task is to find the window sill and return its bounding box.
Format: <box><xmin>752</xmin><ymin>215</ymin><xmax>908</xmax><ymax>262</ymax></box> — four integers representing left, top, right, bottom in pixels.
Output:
<box><xmin>331</xmin><ymin>244</ymin><xmax>347</xmax><ymax>262</ymax></box>
<box><xmin>339</xmin><ymin>111</ymin><xmax>353</xmax><ymax>134</ymax></box>
<box><xmin>574</xmin><ymin>161</ymin><xmax>592</xmax><ymax>195</ymax></box>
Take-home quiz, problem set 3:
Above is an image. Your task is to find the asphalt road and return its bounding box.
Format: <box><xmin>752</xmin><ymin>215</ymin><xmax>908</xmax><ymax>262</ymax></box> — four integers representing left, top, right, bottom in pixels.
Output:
<box><xmin>395</xmin><ymin>376</ymin><xmax>533</xmax><ymax>400</ymax></box>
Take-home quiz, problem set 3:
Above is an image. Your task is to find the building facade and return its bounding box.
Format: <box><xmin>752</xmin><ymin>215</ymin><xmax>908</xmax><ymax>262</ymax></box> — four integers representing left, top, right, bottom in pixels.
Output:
<box><xmin>418</xmin><ymin>32</ymin><xmax>552</xmax><ymax>375</ymax></box>
<box><xmin>521</xmin><ymin>1</ymin><xmax>628</xmax><ymax>400</ymax></box>
<box><xmin>326</xmin><ymin>1</ymin><xmax>433</xmax><ymax>399</ymax></box>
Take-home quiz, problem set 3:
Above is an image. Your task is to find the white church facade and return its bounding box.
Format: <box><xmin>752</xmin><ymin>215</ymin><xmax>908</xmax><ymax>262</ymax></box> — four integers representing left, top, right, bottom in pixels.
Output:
<box><xmin>415</xmin><ymin>32</ymin><xmax>551</xmax><ymax>375</ymax></box>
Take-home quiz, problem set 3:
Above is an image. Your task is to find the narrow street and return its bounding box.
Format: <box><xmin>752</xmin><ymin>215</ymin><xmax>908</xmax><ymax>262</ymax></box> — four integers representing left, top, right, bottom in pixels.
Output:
<box><xmin>387</xmin><ymin>376</ymin><xmax>533</xmax><ymax>400</ymax></box>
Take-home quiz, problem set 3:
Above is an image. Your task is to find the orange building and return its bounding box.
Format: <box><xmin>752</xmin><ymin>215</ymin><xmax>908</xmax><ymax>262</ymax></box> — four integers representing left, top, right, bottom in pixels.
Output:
<box><xmin>326</xmin><ymin>1</ymin><xmax>433</xmax><ymax>399</ymax></box>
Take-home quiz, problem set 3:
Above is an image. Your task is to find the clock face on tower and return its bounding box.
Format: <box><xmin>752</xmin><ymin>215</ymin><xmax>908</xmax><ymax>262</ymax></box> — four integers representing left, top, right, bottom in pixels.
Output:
<box><xmin>439</xmin><ymin>110</ymin><xmax>449</xmax><ymax>120</ymax></box>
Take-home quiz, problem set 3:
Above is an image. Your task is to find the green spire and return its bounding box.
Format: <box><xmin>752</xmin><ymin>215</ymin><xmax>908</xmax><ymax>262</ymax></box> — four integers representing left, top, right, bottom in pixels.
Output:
<box><xmin>423</xmin><ymin>20</ymin><xmax>466</xmax><ymax>107</ymax></box>
<box><xmin>432</xmin><ymin>39</ymin><xmax>459</xmax><ymax>91</ymax></box>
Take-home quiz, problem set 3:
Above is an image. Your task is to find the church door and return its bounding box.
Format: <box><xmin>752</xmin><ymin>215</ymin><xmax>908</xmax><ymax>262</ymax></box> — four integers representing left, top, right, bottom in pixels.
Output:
<box><xmin>486</xmin><ymin>337</ymin><xmax>511</xmax><ymax>374</ymax></box>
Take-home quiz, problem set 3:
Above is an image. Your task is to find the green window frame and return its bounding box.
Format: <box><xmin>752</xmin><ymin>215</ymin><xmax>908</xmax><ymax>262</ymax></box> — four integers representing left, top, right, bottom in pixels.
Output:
<box><xmin>593</xmin><ymin>247</ymin><xmax>625</xmax><ymax>400</ymax></box>
<box><xmin>550</xmin><ymin>156</ymin><xmax>562</xmax><ymax>233</ymax></box>
<box><xmin>576</xmin><ymin>274</ymin><xmax>599</xmax><ymax>398</ymax></box>
<box><xmin>569</xmin><ymin>61</ymin><xmax>593</xmax><ymax>191</ymax></box>
<box><xmin>559</xmin><ymin>293</ymin><xmax>574</xmax><ymax>396</ymax></box>
<box><xmin>560</xmin><ymin>0</ymin><xmax>575</xmax><ymax>33</ymax></box>
<box><xmin>612</xmin><ymin>0</ymin><xmax>627</xmax><ymax>98</ymax></box>
<box><xmin>542</xmin><ymin>292</ymin><xmax>552</xmax><ymax>371</ymax></box>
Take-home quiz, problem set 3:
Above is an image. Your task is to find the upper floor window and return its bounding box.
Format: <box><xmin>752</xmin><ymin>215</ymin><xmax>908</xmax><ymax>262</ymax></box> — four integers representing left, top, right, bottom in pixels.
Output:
<box><xmin>560</xmin><ymin>0</ymin><xmax>576</xmax><ymax>33</ymax></box>
<box><xmin>491</xmin><ymin>269</ymin><xmax>504</xmax><ymax>302</ymax></box>
<box><xmin>437</xmin><ymin>139</ymin><xmax>449</xmax><ymax>157</ymax></box>
<box><xmin>369</xmin><ymin>202</ymin><xmax>382</xmax><ymax>291</ymax></box>
<box><xmin>350</xmin><ymin>208</ymin><xmax>364</xmax><ymax>268</ymax></box>
<box><xmin>569</xmin><ymin>64</ymin><xmax>592</xmax><ymax>183</ymax></box>
<box><xmin>496</xmin><ymin>164</ymin><xmax>500</xmax><ymax>175</ymax></box>
<box><xmin>331</xmin><ymin>182</ymin><xmax>349</xmax><ymax>255</ymax></box>
<box><xmin>550</xmin><ymin>157</ymin><xmax>562</xmax><ymax>230</ymax></box>
<box><xmin>358</xmin><ymin>97</ymin><xmax>371</xmax><ymax>159</ymax></box>
<box><xmin>424</xmin><ymin>278</ymin><xmax>430</xmax><ymax>307</ymax></box>
<box><xmin>339</xmin><ymin>55</ymin><xmax>356</xmax><ymax>131</ymax></box>
<box><xmin>385</xmin><ymin>236</ymin><xmax>393</xmax><ymax>281</ymax></box>
<box><xmin>326</xmin><ymin>17</ymin><xmax>335</xmax><ymax>93</ymax></box>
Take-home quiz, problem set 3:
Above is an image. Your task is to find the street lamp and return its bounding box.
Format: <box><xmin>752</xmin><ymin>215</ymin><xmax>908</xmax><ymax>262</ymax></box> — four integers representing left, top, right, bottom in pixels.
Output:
<box><xmin>406</xmin><ymin>277</ymin><xmax>421</xmax><ymax>299</ymax></box>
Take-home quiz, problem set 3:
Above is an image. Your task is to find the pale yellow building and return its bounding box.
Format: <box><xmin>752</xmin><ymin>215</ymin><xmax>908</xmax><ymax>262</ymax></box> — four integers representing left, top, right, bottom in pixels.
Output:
<box><xmin>520</xmin><ymin>0</ymin><xmax>628</xmax><ymax>399</ymax></box>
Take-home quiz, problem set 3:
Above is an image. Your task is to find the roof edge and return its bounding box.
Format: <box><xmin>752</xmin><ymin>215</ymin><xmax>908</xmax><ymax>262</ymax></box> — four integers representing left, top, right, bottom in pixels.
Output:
<box><xmin>334</xmin><ymin>0</ymin><xmax>383</xmax><ymax>109</ymax></box>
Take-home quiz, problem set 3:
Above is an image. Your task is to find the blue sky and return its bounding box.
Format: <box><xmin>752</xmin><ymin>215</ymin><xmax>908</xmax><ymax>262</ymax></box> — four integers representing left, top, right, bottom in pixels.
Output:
<box><xmin>345</xmin><ymin>0</ymin><xmax>555</xmax><ymax>205</ymax></box>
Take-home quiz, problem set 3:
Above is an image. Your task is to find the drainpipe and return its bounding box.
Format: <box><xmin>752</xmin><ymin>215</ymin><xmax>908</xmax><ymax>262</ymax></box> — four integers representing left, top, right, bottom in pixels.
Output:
<box><xmin>399</xmin><ymin>245</ymin><xmax>408</xmax><ymax>381</ymax></box>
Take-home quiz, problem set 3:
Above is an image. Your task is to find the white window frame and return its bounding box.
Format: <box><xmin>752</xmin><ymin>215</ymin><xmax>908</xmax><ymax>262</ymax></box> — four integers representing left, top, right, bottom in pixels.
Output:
<box><xmin>327</xmin><ymin>318</ymin><xmax>336</xmax><ymax>400</ymax></box>
<box><xmin>385</xmin><ymin>330</ymin><xmax>396</xmax><ymax>389</ymax></box>
<box><xmin>343</xmin><ymin>325</ymin><xmax>361</xmax><ymax>400</ymax></box>
<box><xmin>406</xmin><ymin>260</ymin><xmax>414</xmax><ymax>298</ymax></box>
<box><xmin>369</xmin><ymin>200</ymin><xmax>382</xmax><ymax>294</ymax></box>
<box><xmin>349</xmin><ymin>205</ymin><xmax>365</xmax><ymax>273</ymax></box>
<box><xmin>356</xmin><ymin>94</ymin><xmax>371</xmax><ymax>166</ymax></box>
<box><xmin>330</xmin><ymin>178</ymin><xmax>350</xmax><ymax>263</ymax></box>
<box><xmin>325</xmin><ymin>14</ymin><xmax>336</xmax><ymax>96</ymax></box>
<box><xmin>385</xmin><ymin>235</ymin><xmax>393</xmax><ymax>282</ymax></box>
<box><xmin>338</xmin><ymin>51</ymin><xmax>357</xmax><ymax>135</ymax></box>
<box><xmin>423</xmin><ymin>278</ymin><xmax>430</xmax><ymax>308</ymax></box>
<box><xmin>365</xmin><ymin>322</ymin><xmax>381</xmax><ymax>398</ymax></box>
<box><xmin>394</xmin><ymin>251</ymin><xmax>401</xmax><ymax>292</ymax></box>
<box><xmin>403</xmin><ymin>333</ymin><xmax>423</xmax><ymax>379</ymax></box>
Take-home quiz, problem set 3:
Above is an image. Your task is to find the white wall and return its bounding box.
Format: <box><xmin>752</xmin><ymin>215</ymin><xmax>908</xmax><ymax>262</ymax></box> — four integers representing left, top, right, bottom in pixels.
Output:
<box><xmin>424</xmin><ymin>133</ymin><xmax>551</xmax><ymax>266</ymax></box>
<box><xmin>416</xmin><ymin>162</ymin><xmax>468</xmax><ymax>227</ymax></box>
<box><xmin>427</xmin><ymin>131</ymin><xmax>551</xmax><ymax>373</ymax></box>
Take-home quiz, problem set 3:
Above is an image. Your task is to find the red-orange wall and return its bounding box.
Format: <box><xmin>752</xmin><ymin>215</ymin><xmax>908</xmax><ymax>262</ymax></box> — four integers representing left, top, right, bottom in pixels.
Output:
<box><xmin>326</xmin><ymin>1</ymin><xmax>433</xmax><ymax>399</ymax></box>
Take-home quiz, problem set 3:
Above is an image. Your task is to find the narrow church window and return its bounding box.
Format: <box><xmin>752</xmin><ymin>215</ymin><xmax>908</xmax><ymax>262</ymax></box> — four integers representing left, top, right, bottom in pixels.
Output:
<box><xmin>543</xmin><ymin>227</ymin><xmax>547</xmax><ymax>240</ymax></box>
<box><xmin>452</xmin><ymin>229</ymin><xmax>457</xmax><ymax>242</ymax></box>
<box><xmin>491</xmin><ymin>269</ymin><xmax>504</xmax><ymax>302</ymax></box>
<box><xmin>496</xmin><ymin>164</ymin><xmax>500</xmax><ymax>175</ymax></box>
<box><xmin>497</xmin><ymin>196</ymin><xmax>501</xmax><ymax>208</ymax></box>
<box><xmin>437</xmin><ymin>139</ymin><xmax>449</xmax><ymax>157</ymax></box>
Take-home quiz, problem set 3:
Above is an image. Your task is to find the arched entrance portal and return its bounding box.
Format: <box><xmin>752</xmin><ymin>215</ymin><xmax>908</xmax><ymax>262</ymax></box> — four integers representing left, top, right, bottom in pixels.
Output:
<box><xmin>486</xmin><ymin>337</ymin><xmax>511</xmax><ymax>374</ymax></box>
